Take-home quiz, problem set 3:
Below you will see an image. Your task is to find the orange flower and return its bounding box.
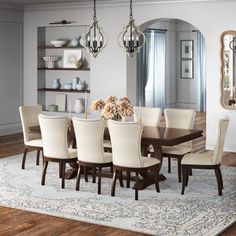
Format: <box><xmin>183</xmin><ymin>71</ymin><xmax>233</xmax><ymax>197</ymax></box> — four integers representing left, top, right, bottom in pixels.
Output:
<box><xmin>102</xmin><ymin>103</ymin><xmax>117</xmax><ymax>119</ymax></box>
<box><xmin>91</xmin><ymin>99</ymin><xmax>105</xmax><ymax>112</ymax></box>
<box><xmin>105</xmin><ymin>96</ymin><xmax>117</xmax><ymax>104</ymax></box>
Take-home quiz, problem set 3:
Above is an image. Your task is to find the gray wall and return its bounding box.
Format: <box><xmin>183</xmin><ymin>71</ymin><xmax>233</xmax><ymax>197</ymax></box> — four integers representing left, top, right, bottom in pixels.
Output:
<box><xmin>0</xmin><ymin>7</ymin><xmax>23</xmax><ymax>135</ymax></box>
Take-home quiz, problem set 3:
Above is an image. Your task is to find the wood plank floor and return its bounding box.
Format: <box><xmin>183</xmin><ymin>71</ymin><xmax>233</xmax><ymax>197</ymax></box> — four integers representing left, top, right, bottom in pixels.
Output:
<box><xmin>0</xmin><ymin>112</ymin><xmax>235</xmax><ymax>236</ymax></box>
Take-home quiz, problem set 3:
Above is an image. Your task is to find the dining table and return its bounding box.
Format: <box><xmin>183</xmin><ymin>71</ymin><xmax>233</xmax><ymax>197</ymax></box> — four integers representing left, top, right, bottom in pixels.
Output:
<box><xmin>29</xmin><ymin>124</ymin><xmax>203</xmax><ymax>190</ymax></box>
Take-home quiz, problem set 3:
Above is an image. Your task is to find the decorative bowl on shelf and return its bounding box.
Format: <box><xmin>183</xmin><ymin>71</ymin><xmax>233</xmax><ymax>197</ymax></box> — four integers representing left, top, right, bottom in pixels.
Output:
<box><xmin>63</xmin><ymin>83</ymin><xmax>72</xmax><ymax>90</ymax></box>
<box><xmin>43</xmin><ymin>56</ymin><xmax>61</xmax><ymax>68</ymax></box>
<box><xmin>76</xmin><ymin>83</ymin><xmax>85</xmax><ymax>91</ymax></box>
<box><xmin>50</xmin><ymin>40</ymin><xmax>67</xmax><ymax>47</ymax></box>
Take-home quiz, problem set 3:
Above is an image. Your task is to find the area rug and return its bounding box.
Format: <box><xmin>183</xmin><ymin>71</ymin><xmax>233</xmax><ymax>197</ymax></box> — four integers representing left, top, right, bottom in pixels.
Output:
<box><xmin>0</xmin><ymin>153</ymin><xmax>235</xmax><ymax>236</ymax></box>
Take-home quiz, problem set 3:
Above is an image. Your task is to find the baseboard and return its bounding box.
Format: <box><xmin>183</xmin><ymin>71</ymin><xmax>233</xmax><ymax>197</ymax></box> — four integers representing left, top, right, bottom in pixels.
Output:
<box><xmin>206</xmin><ymin>142</ymin><xmax>236</xmax><ymax>153</ymax></box>
<box><xmin>0</xmin><ymin>122</ymin><xmax>22</xmax><ymax>136</ymax></box>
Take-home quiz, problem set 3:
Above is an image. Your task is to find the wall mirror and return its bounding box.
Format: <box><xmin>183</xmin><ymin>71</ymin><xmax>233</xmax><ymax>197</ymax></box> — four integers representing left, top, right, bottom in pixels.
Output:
<box><xmin>221</xmin><ymin>30</ymin><xmax>236</xmax><ymax>109</ymax></box>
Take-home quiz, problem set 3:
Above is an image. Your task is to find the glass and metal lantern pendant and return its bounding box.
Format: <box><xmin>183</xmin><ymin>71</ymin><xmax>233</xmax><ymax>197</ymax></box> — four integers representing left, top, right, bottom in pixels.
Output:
<box><xmin>118</xmin><ymin>0</ymin><xmax>145</xmax><ymax>58</ymax></box>
<box><xmin>81</xmin><ymin>0</ymin><xmax>107</xmax><ymax>58</ymax></box>
<box><xmin>229</xmin><ymin>36</ymin><xmax>236</xmax><ymax>52</ymax></box>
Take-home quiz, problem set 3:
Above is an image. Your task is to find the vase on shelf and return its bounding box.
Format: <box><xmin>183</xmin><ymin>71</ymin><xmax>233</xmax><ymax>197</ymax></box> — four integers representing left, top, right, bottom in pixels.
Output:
<box><xmin>52</xmin><ymin>78</ymin><xmax>61</xmax><ymax>89</ymax></box>
<box><xmin>74</xmin><ymin>98</ymin><xmax>85</xmax><ymax>113</ymax></box>
<box><xmin>72</xmin><ymin>77</ymin><xmax>79</xmax><ymax>90</ymax></box>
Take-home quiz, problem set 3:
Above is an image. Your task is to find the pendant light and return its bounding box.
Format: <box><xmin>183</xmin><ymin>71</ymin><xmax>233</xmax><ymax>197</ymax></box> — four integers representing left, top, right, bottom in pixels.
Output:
<box><xmin>81</xmin><ymin>0</ymin><xmax>107</xmax><ymax>57</ymax></box>
<box><xmin>118</xmin><ymin>0</ymin><xmax>145</xmax><ymax>57</ymax></box>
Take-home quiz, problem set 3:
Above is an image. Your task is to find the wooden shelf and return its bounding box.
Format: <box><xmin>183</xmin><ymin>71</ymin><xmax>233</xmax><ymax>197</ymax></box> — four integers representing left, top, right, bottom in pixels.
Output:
<box><xmin>38</xmin><ymin>88</ymin><xmax>90</xmax><ymax>93</ymax></box>
<box><xmin>38</xmin><ymin>45</ymin><xmax>84</xmax><ymax>49</ymax></box>
<box><xmin>37</xmin><ymin>67</ymin><xmax>90</xmax><ymax>71</ymax></box>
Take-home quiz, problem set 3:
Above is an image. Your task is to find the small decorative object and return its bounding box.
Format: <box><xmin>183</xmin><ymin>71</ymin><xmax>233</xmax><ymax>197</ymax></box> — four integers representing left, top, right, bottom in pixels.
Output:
<box><xmin>180</xmin><ymin>60</ymin><xmax>193</xmax><ymax>79</ymax></box>
<box><xmin>80</xmin><ymin>0</ymin><xmax>107</xmax><ymax>57</ymax></box>
<box><xmin>76</xmin><ymin>83</ymin><xmax>85</xmax><ymax>91</ymax></box>
<box><xmin>63</xmin><ymin>50</ymin><xmax>82</xmax><ymax>68</ymax></box>
<box><xmin>52</xmin><ymin>78</ymin><xmax>61</xmax><ymax>89</ymax></box>
<box><xmin>50</xmin><ymin>40</ymin><xmax>67</xmax><ymax>47</ymax></box>
<box><xmin>48</xmin><ymin>104</ymin><xmax>58</xmax><ymax>112</ymax></box>
<box><xmin>43</xmin><ymin>56</ymin><xmax>60</xmax><ymax>68</ymax></box>
<box><xmin>74</xmin><ymin>98</ymin><xmax>85</xmax><ymax>113</ymax></box>
<box><xmin>91</xmin><ymin>96</ymin><xmax>133</xmax><ymax>120</ymax></box>
<box><xmin>63</xmin><ymin>83</ymin><xmax>72</xmax><ymax>90</ymax></box>
<box><xmin>72</xmin><ymin>77</ymin><xmax>79</xmax><ymax>90</ymax></box>
<box><xmin>118</xmin><ymin>0</ymin><xmax>145</xmax><ymax>58</ymax></box>
<box><xmin>70</xmin><ymin>37</ymin><xmax>80</xmax><ymax>47</ymax></box>
<box><xmin>55</xmin><ymin>94</ymin><xmax>67</xmax><ymax>112</ymax></box>
<box><xmin>180</xmin><ymin>40</ymin><xmax>193</xmax><ymax>59</ymax></box>
<box><xmin>75</xmin><ymin>58</ymin><xmax>85</xmax><ymax>69</ymax></box>
<box><xmin>49</xmin><ymin>20</ymin><xmax>73</xmax><ymax>25</ymax></box>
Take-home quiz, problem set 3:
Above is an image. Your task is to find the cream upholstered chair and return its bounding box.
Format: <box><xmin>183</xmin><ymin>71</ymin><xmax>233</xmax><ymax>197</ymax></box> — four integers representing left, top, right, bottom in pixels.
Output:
<box><xmin>163</xmin><ymin>108</ymin><xmax>196</xmax><ymax>182</ymax></box>
<box><xmin>133</xmin><ymin>106</ymin><xmax>162</xmax><ymax>126</ymax></box>
<box><xmin>181</xmin><ymin>118</ymin><xmax>229</xmax><ymax>196</ymax></box>
<box><xmin>108</xmin><ymin>120</ymin><xmax>160</xmax><ymax>200</ymax></box>
<box><xmin>39</xmin><ymin>115</ymin><xmax>77</xmax><ymax>189</ymax></box>
<box><xmin>19</xmin><ymin>104</ymin><xmax>43</xmax><ymax>169</ymax></box>
<box><xmin>72</xmin><ymin>118</ymin><xmax>113</xmax><ymax>194</ymax></box>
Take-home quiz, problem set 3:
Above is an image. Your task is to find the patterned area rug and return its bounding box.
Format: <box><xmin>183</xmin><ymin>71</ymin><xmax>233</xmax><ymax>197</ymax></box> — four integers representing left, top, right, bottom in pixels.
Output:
<box><xmin>0</xmin><ymin>153</ymin><xmax>235</xmax><ymax>236</ymax></box>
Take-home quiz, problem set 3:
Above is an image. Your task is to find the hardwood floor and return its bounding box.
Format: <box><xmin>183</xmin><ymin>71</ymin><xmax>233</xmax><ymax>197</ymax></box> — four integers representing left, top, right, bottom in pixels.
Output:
<box><xmin>0</xmin><ymin>112</ymin><xmax>235</xmax><ymax>236</ymax></box>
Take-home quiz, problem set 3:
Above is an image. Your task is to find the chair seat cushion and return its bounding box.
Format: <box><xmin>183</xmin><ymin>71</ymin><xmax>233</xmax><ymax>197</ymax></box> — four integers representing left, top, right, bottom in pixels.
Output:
<box><xmin>25</xmin><ymin>139</ymin><xmax>43</xmax><ymax>147</ymax></box>
<box><xmin>103</xmin><ymin>140</ymin><xmax>112</xmax><ymax>148</ymax></box>
<box><xmin>181</xmin><ymin>153</ymin><xmax>214</xmax><ymax>165</ymax></box>
<box><xmin>68</xmin><ymin>148</ymin><xmax>77</xmax><ymax>159</ymax></box>
<box><xmin>162</xmin><ymin>145</ymin><xmax>191</xmax><ymax>156</ymax></box>
<box><xmin>141</xmin><ymin>156</ymin><xmax>160</xmax><ymax>168</ymax></box>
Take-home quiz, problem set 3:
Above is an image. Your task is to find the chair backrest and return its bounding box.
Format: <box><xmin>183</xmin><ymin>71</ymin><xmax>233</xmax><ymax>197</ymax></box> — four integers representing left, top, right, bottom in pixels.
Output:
<box><xmin>72</xmin><ymin>118</ymin><xmax>106</xmax><ymax>163</ymax></box>
<box><xmin>19</xmin><ymin>104</ymin><xmax>42</xmax><ymax>144</ymax></box>
<box><xmin>133</xmin><ymin>106</ymin><xmax>162</xmax><ymax>127</ymax></box>
<box><xmin>223</xmin><ymin>90</ymin><xmax>230</xmax><ymax>105</ymax></box>
<box><xmin>38</xmin><ymin>115</ymin><xmax>69</xmax><ymax>159</ymax></box>
<box><xmin>212</xmin><ymin>118</ymin><xmax>229</xmax><ymax>165</ymax></box>
<box><xmin>164</xmin><ymin>108</ymin><xmax>196</xmax><ymax>147</ymax></box>
<box><xmin>108</xmin><ymin>120</ymin><xmax>143</xmax><ymax>168</ymax></box>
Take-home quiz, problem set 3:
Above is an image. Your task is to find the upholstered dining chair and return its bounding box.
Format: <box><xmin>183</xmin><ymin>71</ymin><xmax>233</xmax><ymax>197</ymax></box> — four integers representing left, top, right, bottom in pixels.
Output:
<box><xmin>38</xmin><ymin>115</ymin><xmax>77</xmax><ymax>189</ymax></box>
<box><xmin>163</xmin><ymin>108</ymin><xmax>196</xmax><ymax>182</ymax></box>
<box><xmin>108</xmin><ymin>120</ymin><xmax>160</xmax><ymax>200</ymax></box>
<box><xmin>72</xmin><ymin>118</ymin><xmax>113</xmax><ymax>194</ymax></box>
<box><xmin>181</xmin><ymin>118</ymin><xmax>229</xmax><ymax>196</ymax></box>
<box><xmin>19</xmin><ymin>104</ymin><xmax>43</xmax><ymax>169</ymax></box>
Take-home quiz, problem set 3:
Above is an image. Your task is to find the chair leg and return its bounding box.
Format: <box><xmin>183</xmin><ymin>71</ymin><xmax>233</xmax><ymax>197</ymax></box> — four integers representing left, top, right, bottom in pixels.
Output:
<box><xmin>36</xmin><ymin>150</ymin><xmax>40</xmax><ymax>166</ymax></box>
<box><xmin>22</xmin><ymin>148</ymin><xmax>28</xmax><ymax>169</ymax></box>
<box><xmin>59</xmin><ymin>163</ymin><xmax>62</xmax><ymax>178</ymax></box>
<box><xmin>168</xmin><ymin>157</ymin><xmax>171</xmax><ymax>173</ymax></box>
<box><xmin>186</xmin><ymin>169</ymin><xmax>189</xmax><ymax>187</ymax></box>
<box><xmin>218</xmin><ymin>168</ymin><xmax>224</xmax><ymax>189</ymax></box>
<box><xmin>119</xmin><ymin>171</ymin><xmax>124</xmax><ymax>187</ymax></box>
<box><xmin>111</xmin><ymin>170</ymin><xmax>118</xmax><ymax>197</ymax></box>
<box><xmin>92</xmin><ymin>167</ymin><xmax>96</xmax><ymax>183</ymax></box>
<box><xmin>215</xmin><ymin>168</ymin><xmax>223</xmax><ymax>196</ymax></box>
<box><xmin>178</xmin><ymin>158</ymin><xmax>182</xmax><ymax>183</ymax></box>
<box><xmin>83</xmin><ymin>167</ymin><xmax>88</xmax><ymax>182</ymax></box>
<box><xmin>135</xmin><ymin>172</ymin><xmax>139</xmax><ymax>200</ymax></box>
<box><xmin>41</xmin><ymin>160</ymin><xmax>48</xmax><ymax>185</ymax></box>
<box><xmin>189</xmin><ymin>168</ymin><xmax>193</xmax><ymax>176</ymax></box>
<box><xmin>154</xmin><ymin>165</ymin><xmax>160</xmax><ymax>193</ymax></box>
<box><xmin>98</xmin><ymin>167</ymin><xmax>102</xmax><ymax>194</ymax></box>
<box><xmin>126</xmin><ymin>171</ymin><xmax>130</xmax><ymax>188</ymax></box>
<box><xmin>75</xmin><ymin>165</ymin><xmax>82</xmax><ymax>191</ymax></box>
<box><xmin>110</xmin><ymin>166</ymin><xmax>113</xmax><ymax>173</ymax></box>
<box><xmin>61</xmin><ymin>162</ymin><xmax>66</xmax><ymax>189</ymax></box>
<box><xmin>181</xmin><ymin>166</ymin><xmax>188</xmax><ymax>195</ymax></box>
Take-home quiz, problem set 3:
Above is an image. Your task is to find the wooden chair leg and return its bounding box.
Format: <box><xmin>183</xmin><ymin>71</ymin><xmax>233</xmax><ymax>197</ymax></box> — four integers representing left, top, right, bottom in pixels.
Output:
<box><xmin>126</xmin><ymin>171</ymin><xmax>130</xmax><ymax>188</ymax></box>
<box><xmin>215</xmin><ymin>168</ymin><xmax>223</xmax><ymax>196</ymax></box>
<box><xmin>111</xmin><ymin>170</ymin><xmax>118</xmax><ymax>197</ymax></box>
<box><xmin>189</xmin><ymin>168</ymin><xmax>193</xmax><ymax>176</ymax></box>
<box><xmin>154</xmin><ymin>165</ymin><xmax>160</xmax><ymax>193</ymax></box>
<box><xmin>83</xmin><ymin>167</ymin><xmax>88</xmax><ymax>182</ymax></box>
<box><xmin>98</xmin><ymin>167</ymin><xmax>102</xmax><ymax>194</ymax></box>
<box><xmin>135</xmin><ymin>172</ymin><xmax>139</xmax><ymax>200</ymax></box>
<box><xmin>61</xmin><ymin>162</ymin><xmax>66</xmax><ymax>189</ymax></box>
<box><xmin>186</xmin><ymin>168</ymin><xmax>189</xmax><ymax>187</ymax></box>
<box><xmin>22</xmin><ymin>148</ymin><xmax>28</xmax><ymax>169</ymax></box>
<box><xmin>41</xmin><ymin>160</ymin><xmax>48</xmax><ymax>185</ymax></box>
<box><xmin>110</xmin><ymin>166</ymin><xmax>113</xmax><ymax>173</ymax></box>
<box><xmin>36</xmin><ymin>150</ymin><xmax>40</xmax><ymax>166</ymax></box>
<box><xmin>92</xmin><ymin>167</ymin><xmax>96</xmax><ymax>183</ymax></box>
<box><xmin>75</xmin><ymin>165</ymin><xmax>82</xmax><ymax>191</ymax></box>
<box><xmin>218</xmin><ymin>168</ymin><xmax>224</xmax><ymax>189</ymax></box>
<box><xmin>119</xmin><ymin>170</ymin><xmax>124</xmax><ymax>187</ymax></box>
<box><xmin>178</xmin><ymin>158</ymin><xmax>182</xmax><ymax>183</ymax></box>
<box><xmin>59</xmin><ymin>163</ymin><xmax>62</xmax><ymax>178</ymax></box>
<box><xmin>181</xmin><ymin>166</ymin><xmax>188</xmax><ymax>195</ymax></box>
<box><xmin>168</xmin><ymin>157</ymin><xmax>171</xmax><ymax>173</ymax></box>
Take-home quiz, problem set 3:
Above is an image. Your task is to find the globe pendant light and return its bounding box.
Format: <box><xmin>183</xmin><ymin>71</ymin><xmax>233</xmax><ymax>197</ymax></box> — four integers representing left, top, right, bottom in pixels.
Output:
<box><xmin>118</xmin><ymin>0</ymin><xmax>145</xmax><ymax>58</ymax></box>
<box><xmin>81</xmin><ymin>0</ymin><xmax>107</xmax><ymax>57</ymax></box>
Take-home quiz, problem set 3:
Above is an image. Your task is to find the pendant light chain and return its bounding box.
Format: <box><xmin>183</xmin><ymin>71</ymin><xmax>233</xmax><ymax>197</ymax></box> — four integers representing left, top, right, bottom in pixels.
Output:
<box><xmin>129</xmin><ymin>0</ymin><xmax>133</xmax><ymax>20</ymax></box>
<box><xmin>93</xmin><ymin>0</ymin><xmax>97</xmax><ymax>21</ymax></box>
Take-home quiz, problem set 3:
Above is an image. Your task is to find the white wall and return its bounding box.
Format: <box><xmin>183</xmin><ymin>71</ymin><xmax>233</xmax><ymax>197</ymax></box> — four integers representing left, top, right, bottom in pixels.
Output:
<box><xmin>23</xmin><ymin>0</ymin><xmax>236</xmax><ymax>152</ymax></box>
<box><xmin>0</xmin><ymin>7</ymin><xmax>23</xmax><ymax>135</ymax></box>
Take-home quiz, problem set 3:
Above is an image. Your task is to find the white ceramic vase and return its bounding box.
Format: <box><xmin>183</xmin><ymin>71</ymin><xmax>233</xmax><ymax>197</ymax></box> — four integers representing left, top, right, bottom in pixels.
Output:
<box><xmin>74</xmin><ymin>98</ymin><xmax>84</xmax><ymax>113</ymax></box>
<box><xmin>52</xmin><ymin>78</ymin><xmax>61</xmax><ymax>89</ymax></box>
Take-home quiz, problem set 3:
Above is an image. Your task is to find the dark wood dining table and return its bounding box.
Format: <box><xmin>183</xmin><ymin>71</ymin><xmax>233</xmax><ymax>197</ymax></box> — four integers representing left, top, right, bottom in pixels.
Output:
<box><xmin>29</xmin><ymin>125</ymin><xmax>203</xmax><ymax>190</ymax></box>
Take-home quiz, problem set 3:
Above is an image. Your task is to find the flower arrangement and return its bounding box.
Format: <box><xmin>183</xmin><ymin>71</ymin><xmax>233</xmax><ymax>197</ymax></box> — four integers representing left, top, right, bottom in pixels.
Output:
<box><xmin>91</xmin><ymin>96</ymin><xmax>134</xmax><ymax>120</ymax></box>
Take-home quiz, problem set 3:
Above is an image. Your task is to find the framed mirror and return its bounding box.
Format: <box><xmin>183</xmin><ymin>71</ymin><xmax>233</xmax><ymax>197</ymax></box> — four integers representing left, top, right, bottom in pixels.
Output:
<box><xmin>221</xmin><ymin>30</ymin><xmax>236</xmax><ymax>109</ymax></box>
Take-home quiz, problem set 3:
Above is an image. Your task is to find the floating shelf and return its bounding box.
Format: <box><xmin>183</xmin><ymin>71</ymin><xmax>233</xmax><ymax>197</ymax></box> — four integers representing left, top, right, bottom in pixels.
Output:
<box><xmin>38</xmin><ymin>88</ymin><xmax>90</xmax><ymax>93</ymax></box>
<box><xmin>38</xmin><ymin>45</ymin><xmax>84</xmax><ymax>49</ymax></box>
<box><xmin>37</xmin><ymin>67</ymin><xmax>90</xmax><ymax>71</ymax></box>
